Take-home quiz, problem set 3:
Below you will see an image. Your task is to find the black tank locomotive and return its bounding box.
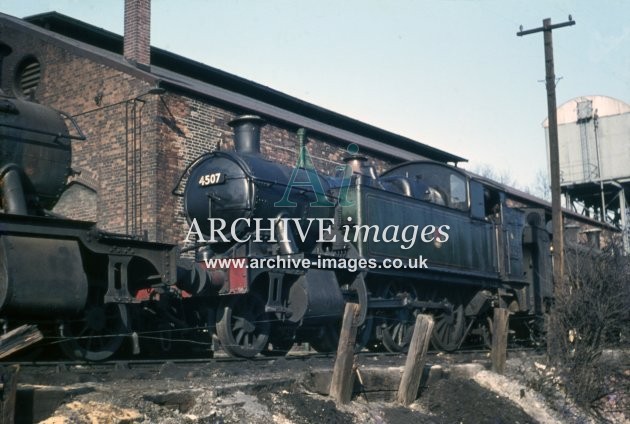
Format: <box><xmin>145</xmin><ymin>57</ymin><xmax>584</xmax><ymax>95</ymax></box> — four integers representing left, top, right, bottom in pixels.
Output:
<box><xmin>180</xmin><ymin>115</ymin><xmax>553</xmax><ymax>357</ymax></box>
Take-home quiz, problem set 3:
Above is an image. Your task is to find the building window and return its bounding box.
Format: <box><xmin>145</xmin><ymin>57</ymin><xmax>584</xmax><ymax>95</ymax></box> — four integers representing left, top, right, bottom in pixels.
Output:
<box><xmin>15</xmin><ymin>56</ymin><xmax>41</xmax><ymax>98</ymax></box>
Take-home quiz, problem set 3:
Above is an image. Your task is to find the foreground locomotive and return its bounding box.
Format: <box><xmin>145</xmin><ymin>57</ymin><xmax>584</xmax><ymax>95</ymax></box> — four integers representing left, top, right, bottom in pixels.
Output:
<box><xmin>179</xmin><ymin>115</ymin><xmax>553</xmax><ymax>357</ymax></box>
<box><xmin>0</xmin><ymin>94</ymin><xmax>177</xmax><ymax>361</ymax></box>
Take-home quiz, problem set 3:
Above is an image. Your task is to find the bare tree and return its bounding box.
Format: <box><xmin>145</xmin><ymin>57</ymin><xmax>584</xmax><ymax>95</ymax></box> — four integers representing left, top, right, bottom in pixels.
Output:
<box><xmin>532</xmin><ymin>168</ymin><xmax>551</xmax><ymax>201</ymax></box>
<box><xmin>547</xmin><ymin>242</ymin><xmax>630</xmax><ymax>419</ymax></box>
<box><xmin>471</xmin><ymin>163</ymin><xmax>516</xmax><ymax>187</ymax></box>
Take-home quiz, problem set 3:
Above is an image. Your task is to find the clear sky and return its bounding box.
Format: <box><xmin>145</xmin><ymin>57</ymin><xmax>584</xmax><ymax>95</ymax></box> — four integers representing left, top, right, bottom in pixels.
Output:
<box><xmin>2</xmin><ymin>1</ymin><xmax>629</xmax><ymax>189</ymax></box>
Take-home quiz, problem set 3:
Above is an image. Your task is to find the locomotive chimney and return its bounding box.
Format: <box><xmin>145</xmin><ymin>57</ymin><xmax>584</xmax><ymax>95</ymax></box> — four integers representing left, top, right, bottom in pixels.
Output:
<box><xmin>228</xmin><ymin>115</ymin><xmax>266</xmax><ymax>154</ymax></box>
<box><xmin>124</xmin><ymin>0</ymin><xmax>151</xmax><ymax>68</ymax></box>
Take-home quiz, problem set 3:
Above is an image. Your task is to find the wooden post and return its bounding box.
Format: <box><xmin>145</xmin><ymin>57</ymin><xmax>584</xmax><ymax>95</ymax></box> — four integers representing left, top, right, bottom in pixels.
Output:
<box><xmin>0</xmin><ymin>325</ymin><xmax>43</xmax><ymax>360</ymax></box>
<box><xmin>329</xmin><ymin>303</ymin><xmax>360</xmax><ymax>404</ymax></box>
<box><xmin>491</xmin><ymin>308</ymin><xmax>510</xmax><ymax>374</ymax></box>
<box><xmin>397</xmin><ymin>314</ymin><xmax>434</xmax><ymax>406</ymax></box>
<box><xmin>0</xmin><ymin>365</ymin><xmax>19</xmax><ymax>424</ymax></box>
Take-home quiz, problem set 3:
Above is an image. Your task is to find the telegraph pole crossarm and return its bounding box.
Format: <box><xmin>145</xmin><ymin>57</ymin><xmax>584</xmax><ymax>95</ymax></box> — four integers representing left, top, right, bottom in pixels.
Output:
<box><xmin>517</xmin><ymin>16</ymin><xmax>575</xmax><ymax>285</ymax></box>
<box><xmin>516</xmin><ymin>18</ymin><xmax>575</xmax><ymax>37</ymax></box>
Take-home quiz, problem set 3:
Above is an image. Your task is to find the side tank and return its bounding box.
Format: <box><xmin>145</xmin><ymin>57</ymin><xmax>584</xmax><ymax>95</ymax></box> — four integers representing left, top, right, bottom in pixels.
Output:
<box><xmin>0</xmin><ymin>95</ymin><xmax>72</xmax><ymax>211</ymax></box>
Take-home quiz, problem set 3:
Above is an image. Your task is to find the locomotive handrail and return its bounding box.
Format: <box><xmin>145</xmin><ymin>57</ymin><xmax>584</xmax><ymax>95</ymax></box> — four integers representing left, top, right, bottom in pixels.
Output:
<box><xmin>0</xmin><ymin>121</ymin><xmax>85</xmax><ymax>141</ymax></box>
<box><xmin>58</xmin><ymin>110</ymin><xmax>87</xmax><ymax>141</ymax></box>
<box><xmin>172</xmin><ymin>152</ymin><xmax>214</xmax><ymax>196</ymax></box>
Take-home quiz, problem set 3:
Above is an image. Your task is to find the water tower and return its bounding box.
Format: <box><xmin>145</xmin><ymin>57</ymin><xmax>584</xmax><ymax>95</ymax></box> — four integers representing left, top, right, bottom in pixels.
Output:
<box><xmin>543</xmin><ymin>95</ymin><xmax>630</xmax><ymax>252</ymax></box>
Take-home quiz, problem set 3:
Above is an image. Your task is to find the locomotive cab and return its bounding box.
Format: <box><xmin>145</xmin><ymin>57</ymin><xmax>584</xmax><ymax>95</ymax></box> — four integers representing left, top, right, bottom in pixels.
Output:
<box><xmin>381</xmin><ymin>161</ymin><xmax>469</xmax><ymax>210</ymax></box>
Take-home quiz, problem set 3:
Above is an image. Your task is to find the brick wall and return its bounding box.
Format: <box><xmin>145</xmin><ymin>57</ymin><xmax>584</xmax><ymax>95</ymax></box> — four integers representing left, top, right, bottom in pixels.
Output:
<box><xmin>0</xmin><ymin>21</ymin><xmax>399</xmax><ymax>246</ymax></box>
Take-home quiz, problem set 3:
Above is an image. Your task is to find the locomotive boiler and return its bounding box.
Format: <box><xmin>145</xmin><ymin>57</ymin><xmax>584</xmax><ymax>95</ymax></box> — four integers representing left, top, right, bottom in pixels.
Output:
<box><xmin>0</xmin><ymin>95</ymin><xmax>73</xmax><ymax>213</ymax></box>
<box><xmin>183</xmin><ymin>115</ymin><xmax>334</xmax><ymax>250</ymax></box>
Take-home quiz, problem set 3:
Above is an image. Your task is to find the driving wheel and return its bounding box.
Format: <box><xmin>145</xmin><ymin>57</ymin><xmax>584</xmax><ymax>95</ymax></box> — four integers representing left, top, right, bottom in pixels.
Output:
<box><xmin>59</xmin><ymin>303</ymin><xmax>129</xmax><ymax>361</ymax></box>
<box><xmin>216</xmin><ymin>293</ymin><xmax>270</xmax><ymax>358</ymax></box>
<box><xmin>430</xmin><ymin>294</ymin><xmax>466</xmax><ymax>352</ymax></box>
<box><xmin>380</xmin><ymin>281</ymin><xmax>418</xmax><ymax>353</ymax></box>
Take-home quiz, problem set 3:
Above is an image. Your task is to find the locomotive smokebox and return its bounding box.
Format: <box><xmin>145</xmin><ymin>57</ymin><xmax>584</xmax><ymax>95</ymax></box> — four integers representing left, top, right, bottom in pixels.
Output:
<box><xmin>184</xmin><ymin>114</ymin><xmax>333</xmax><ymax>246</ymax></box>
<box><xmin>228</xmin><ymin>115</ymin><xmax>266</xmax><ymax>154</ymax></box>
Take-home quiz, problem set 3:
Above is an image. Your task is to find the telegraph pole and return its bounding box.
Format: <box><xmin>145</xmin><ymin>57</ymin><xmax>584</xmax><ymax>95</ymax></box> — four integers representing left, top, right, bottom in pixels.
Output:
<box><xmin>517</xmin><ymin>17</ymin><xmax>575</xmax><ymax>284</ymax></box>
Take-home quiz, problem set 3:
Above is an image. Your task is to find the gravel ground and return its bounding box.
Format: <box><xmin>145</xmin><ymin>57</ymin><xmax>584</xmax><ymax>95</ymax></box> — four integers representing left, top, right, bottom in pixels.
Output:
<box><xmin>15</xmin><ymin>350</ymin><xmax>624</xmax><ymax>423</ymax></box>
<box><xmin>37</xmin><ymin>379</ymin><xmax>537</xmax><ymax>424</ymax></box>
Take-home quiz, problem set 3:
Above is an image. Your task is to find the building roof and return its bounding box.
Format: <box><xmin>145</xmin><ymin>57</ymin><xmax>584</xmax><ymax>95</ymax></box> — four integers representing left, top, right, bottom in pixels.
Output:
<box><xmin>6</xmin><ymin>11</ymin><xmax>466</xmax><ymax>164</ymax></box>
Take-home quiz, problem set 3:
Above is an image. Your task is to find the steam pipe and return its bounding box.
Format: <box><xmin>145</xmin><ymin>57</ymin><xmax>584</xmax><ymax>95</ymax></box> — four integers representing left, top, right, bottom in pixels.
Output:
<box><xmin>276</xmin><ymin>216</ymin><xmax>297</xmax><ymax>255</ymax></box>
<box><xmin>0</xmin><ymin>164</ymin><xmax>27</xmax><ymax>215</ymax></box>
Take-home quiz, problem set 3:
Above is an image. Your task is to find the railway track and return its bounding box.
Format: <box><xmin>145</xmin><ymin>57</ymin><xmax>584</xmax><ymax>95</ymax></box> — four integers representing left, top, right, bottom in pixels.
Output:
<box><xmin>2</xmin><ymin>345</ymin><xmax>538</xmax><ymax>372</ymax></box>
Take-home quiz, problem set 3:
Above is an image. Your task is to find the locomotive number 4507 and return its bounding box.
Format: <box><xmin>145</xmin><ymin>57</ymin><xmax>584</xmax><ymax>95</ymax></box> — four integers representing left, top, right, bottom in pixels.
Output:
<box><xmin>198</xmin><ymin>172</ymin><xmax>225</xmax><ymax>186</ymax></box>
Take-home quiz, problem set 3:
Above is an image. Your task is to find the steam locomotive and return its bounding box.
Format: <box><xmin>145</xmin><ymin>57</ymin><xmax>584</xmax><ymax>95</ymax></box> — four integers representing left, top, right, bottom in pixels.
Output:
<box><xmin>0</xmin><ymin>93</ymin><xmax>553</xmax><ymax>360</ymax></box>
<box><xmin>0</xmin><ymin>94</ymin><xmax>177</xmax><ymax>361</ymax></box>
<box><xmin>179</xmin><ymin>115</ymin><xmax>553</xmax><ymax>357</ymax></box>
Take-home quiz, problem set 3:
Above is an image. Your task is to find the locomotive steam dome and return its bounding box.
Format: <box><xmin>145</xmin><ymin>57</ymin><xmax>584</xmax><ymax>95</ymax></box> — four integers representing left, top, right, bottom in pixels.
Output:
<box><xmin>0</xmin><ymin>96</ymin><xmax>71</xmax><ymax>210</ymax></box>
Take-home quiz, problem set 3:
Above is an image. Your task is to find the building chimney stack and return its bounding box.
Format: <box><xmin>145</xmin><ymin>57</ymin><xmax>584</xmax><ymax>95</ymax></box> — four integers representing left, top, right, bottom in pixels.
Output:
<box><xmin>124</xmin><ymin>0</ymin><xmax>151</xmax><ymax>67</ymax></box>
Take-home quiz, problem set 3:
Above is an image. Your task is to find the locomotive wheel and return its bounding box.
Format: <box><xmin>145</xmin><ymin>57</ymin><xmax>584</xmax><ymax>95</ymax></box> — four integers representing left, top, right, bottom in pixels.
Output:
<box><xmin>216</xmin><ymin>293</ymin><xmax>270</xmax><ymax>358</ymax></box>
<box><xmin>261</xmin><ymin>322</ymin><xmax>296</xmax><ymax>356</ymax></box>
<box><xmin>59</xmin><ymin>303</ymin><xmax>129</xmax><ymax>361</ymax></box>
<box><xmin>380</xmin><ymin>281</ymin><xmax>418</xmax><ymax>353</ymax></box>
<box><xmin>430</xmin><ymin>296</ymin><xmax>466</xmax><ymax>352</ymax></box>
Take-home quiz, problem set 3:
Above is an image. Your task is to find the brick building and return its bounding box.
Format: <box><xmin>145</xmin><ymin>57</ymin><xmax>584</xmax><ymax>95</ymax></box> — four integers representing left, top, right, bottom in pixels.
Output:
<box><xmin>0</xmin><ymin>3</ymin><xmax>464</xmax><ymax>245</ymax></box>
